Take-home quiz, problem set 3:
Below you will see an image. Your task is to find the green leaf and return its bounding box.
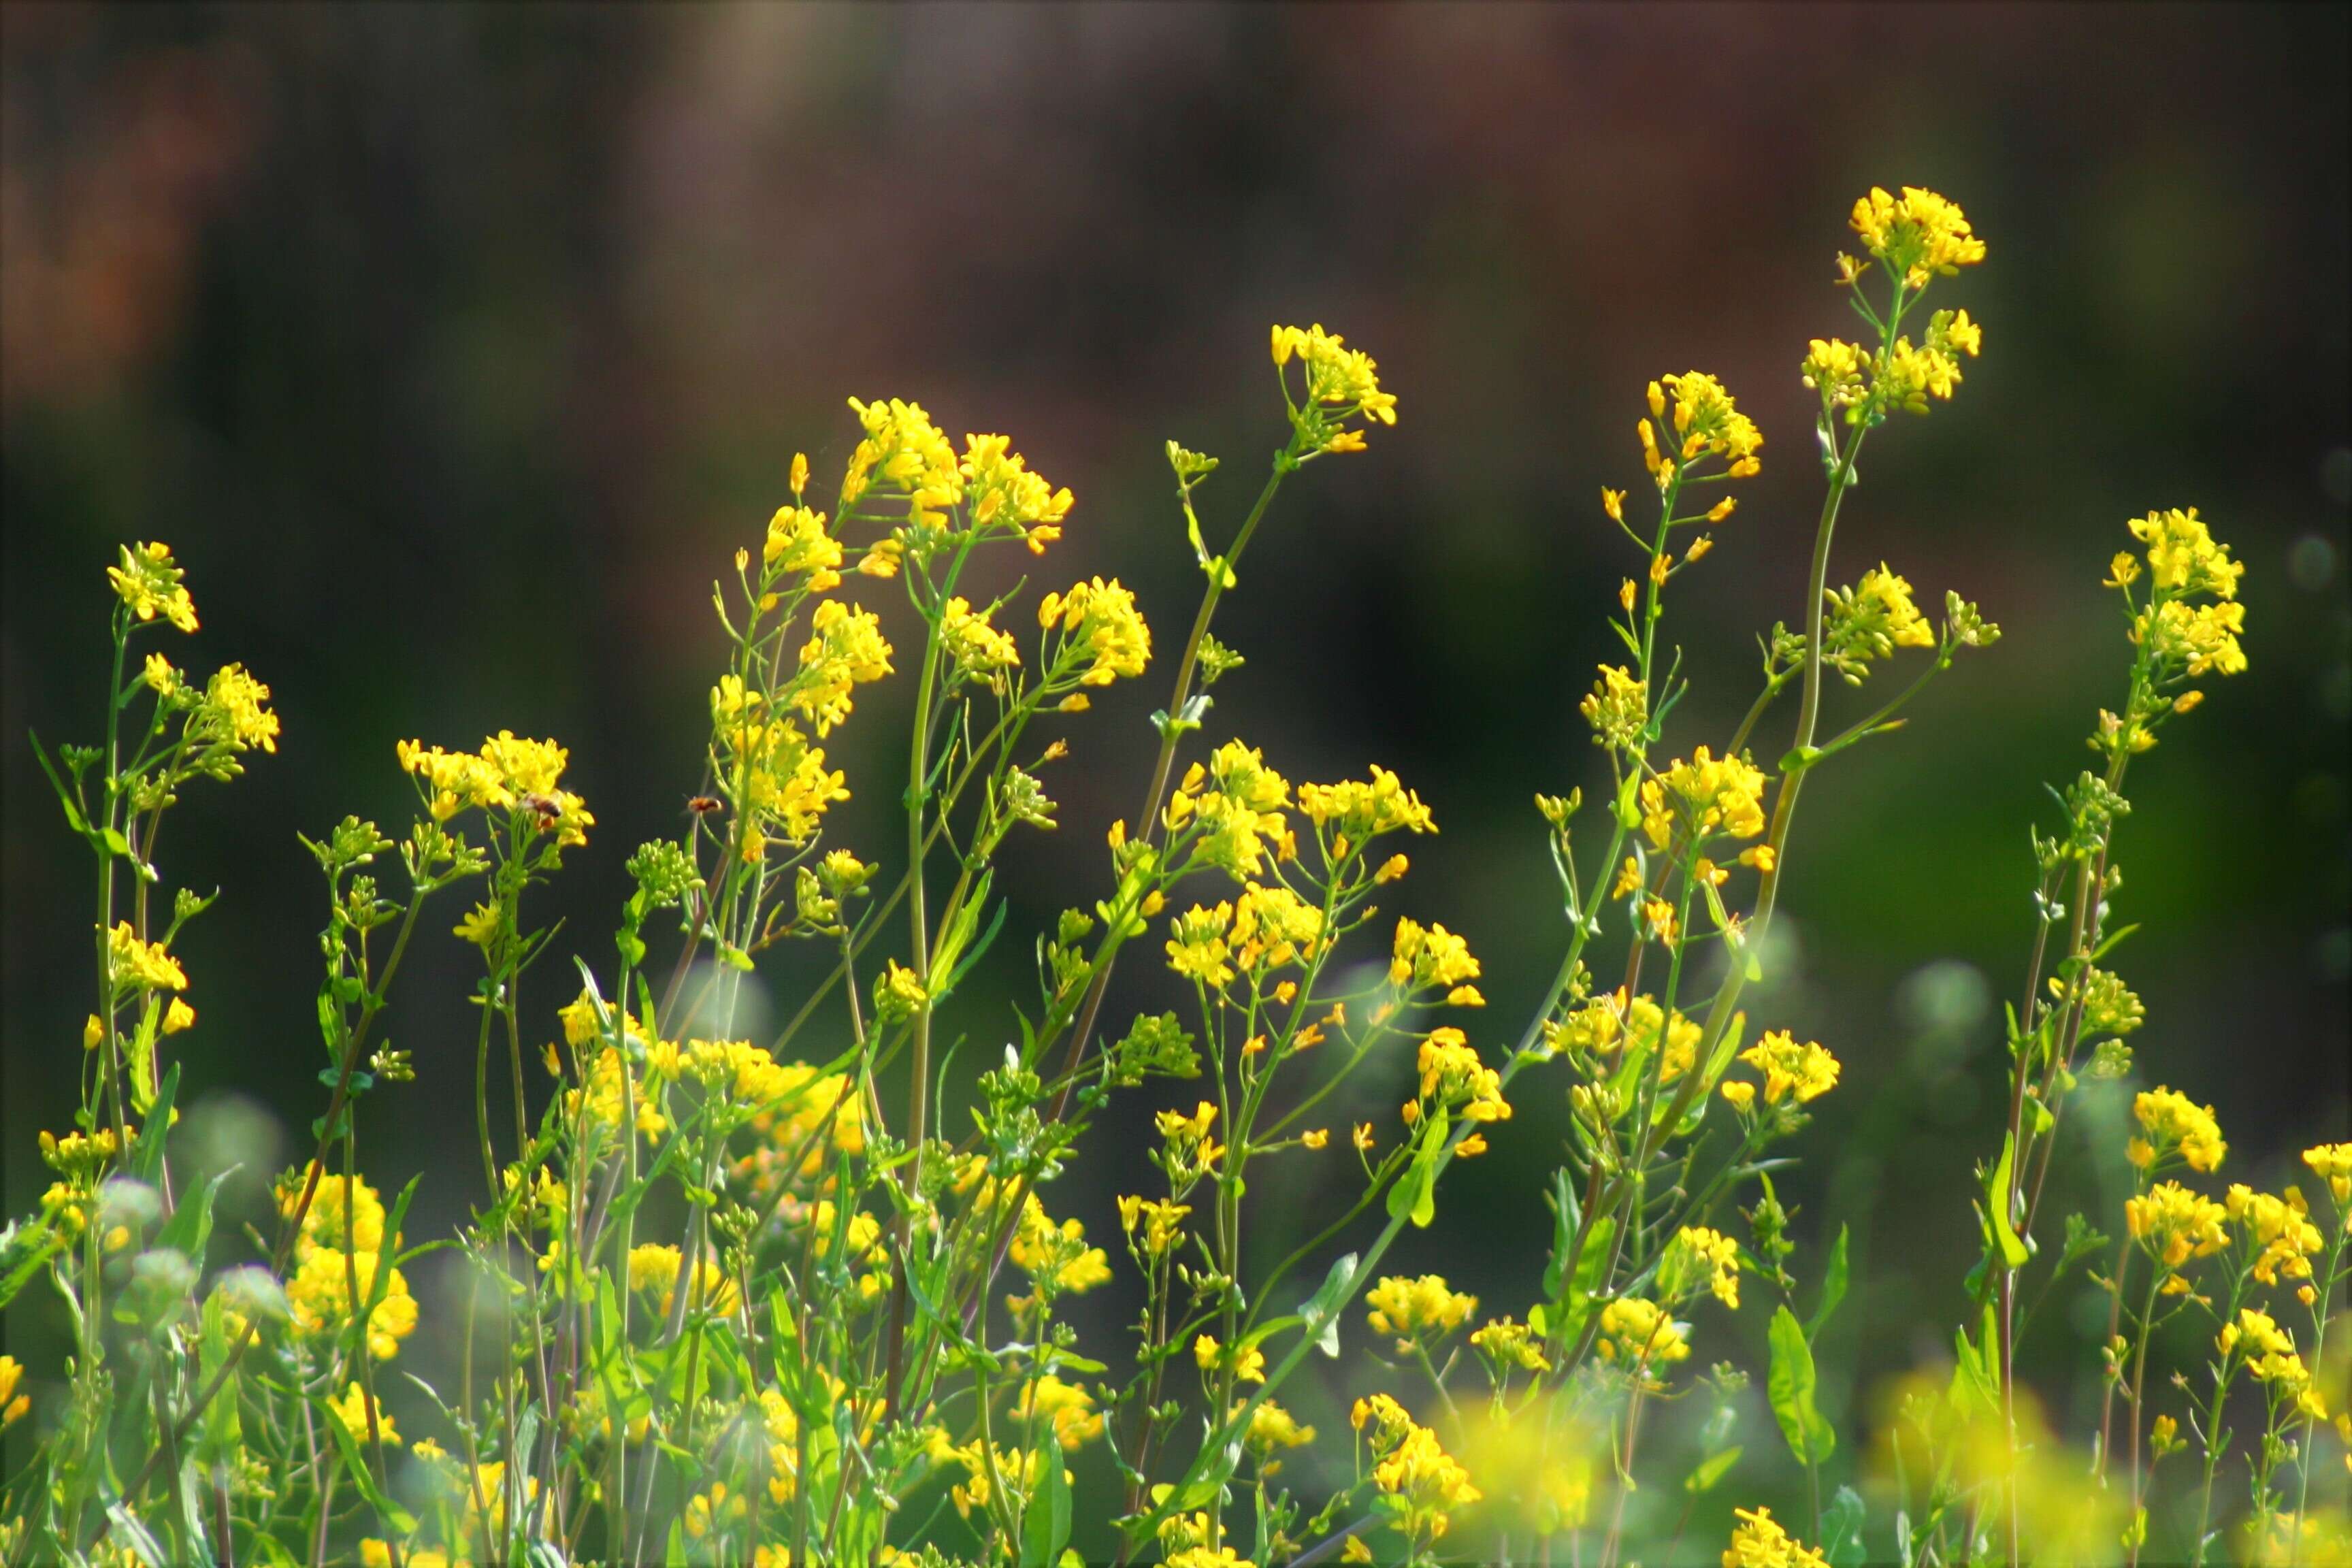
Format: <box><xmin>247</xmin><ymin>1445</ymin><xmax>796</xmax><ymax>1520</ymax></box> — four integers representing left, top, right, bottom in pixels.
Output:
<box><xmin>1684</xmin><ymin>1445</ymin><xmax>1743</xmax><ymax>1494</ymax></box>
<box><xmin>1019</xmin><ymin>1423</ymin><xmax>1073</xmax><ymax>1568</ymax></box>
<box><xmin>1822</xmin><ymin>1484</ymin><xmax>1867</xmax><ymax>1568</ymax></box>
<box><xmin>1767</xmin><ymin>1304</ymin><xmax>1836</xmax><ymax>1465</ymax></box>
<box><xmin>1806</xmin><ymin>1224</ymin><xmax>1850</xmax><ymax>1343</ymax></box>
<box><xmin>1386</xmin><ymin>1113</ymin><xmax>1448</xmax><ymax>1228</ymax></box>
<box><xmin>157</xmin><ymin>1168</ymin><xmax>234</xmax><ymax>1263</ymax></box>
<box><xmin>1988</xmin><ymin>1134</ymin><xmax>2029</xmax><ymax>1270</ymax></box>
<box><xmin>130</xmin><ymin>1063</ymin><xmax>180</xmax><ymax>1186</ymax></box>
<box><xmin>316</xmin><ymin>1396</ymin><xmax>419</xmax><ymax>1536</ymax></box>
<box><xmin>1299</xmin><ymin>1252</ymin><xmax>1359</xmax><ymax>1358</ymax></box>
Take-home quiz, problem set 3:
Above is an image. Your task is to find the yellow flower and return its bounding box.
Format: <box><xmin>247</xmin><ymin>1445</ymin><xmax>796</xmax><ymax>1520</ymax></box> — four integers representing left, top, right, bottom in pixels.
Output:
<box><xmin>0</xmin><ymin>1356</ymin><xmax>28</xmax><ymax>1432</ymax></box>
<box><xmin>1351</xmin><ymin>1394</ymin><xmax>1480</xmax><ymax>1541</ymax></box>
<box><xmin>203</xmin><ymin>664</ymin><xmax>280</xmax><ymax>753</ymax></box>
<box><xmin>840</xmin><ymin>396</ymin><xmax>960</xmax><ymax>523</ymax></box>
<box><xmin>626</xmin><ymin>1243</ymin><xmax>739</xmax><ymax>1316</ymax></box>
<box><xmin>762</xmin><ymin>504</ymin><xmax>842</xmax><ymax>589</ymax></box>
<box><xmin>1848</xmin><ymin>185</ymin><xmax>1987</xmax><ymax>289</ymax></box>
<box><xmin>1009</xmin><ymin>1194</ymin><xmax>1111</xmax><ymax>1298</ymax></box>
<box><xmin>2128</xmin><ymin>1087</ymin><xmax>2227</xmax><ymax>1173</ymax></box>
<box><xmin>1243</xmin><ymin>1399</ymin><xmax>1316</xmax><ymax>1456</ymax></box>
<box><xmin>1195</xmin><ymin>1334</ymin><xmax>1265</xmax><ymax>1384</ymax></box>
<box><xmin>162</xmin><ymin>998</ymin><xmax>196</xmax><ymax>1034</ymax></box>
<box><xmin>960</xmin><ymin>432</ymin><xmax>1073</xmax><ymax>553</ymax></box>
<box><xmin>1296</xmin><ymin>766</ymin><xmax>1437</xmax><ymax>844</ymax></box>
<box><xmin>1412</xmin><ymin>1028</ymin><xmax>1510</xmax><ymax>1124</ymax></box>
<box><xmin>1596</xmin><ymin>1297</ymin><xmax>1689</xmax><ymax>1367</ymax></box>
<box><xmin>1165</xmin><ymin>901</ymin><xmax>1236</xmax><ymax>988</ymax></box>
<box><xmin>1657</xmin><ymin>371</ymin><xmax>1763</xmax><ymax>477</ymax></box>
<box><xmin>1660</xmin><ymin>1225</ymin><xmax>1743</xmax><ymax>1309</ymax></box>
<box><xmin>2304</xmin><ymin>1143</ymin><xmax>2352</xmax><ymax>1209</ymax></box>
<box><xmin>2128</xmin><ymin>507</ymin><xmax>2243</xmax><ymax>600</ymax></box>
<box><xmin>1734</xmin><ymin>1031</ymin><xmax>1842</xmax><ymax>1107</ymax></box>
<box><xmin>1015</xmin><ymin>1373</ymin><xmax>1103</xmax><ymax>1450</ymax></box>
<box><xmin>1117</xmin><ymin>1194</ymin><xmax>1191</xmax><ymax>1258</ymax></box>
<box><xmin>107</xmin><ymin>541</ymin><xmax>198</xmax><ymax>632</ymax></box>
<box><xmin>1039</xmin><ymin>576</ymin><xmax>1152</xmax><ymax>686</ymax></box>
<box><xmin>287</xmin><ymin>1247</ymin><xmax>417</xmax><ymax>1362</ymax></box>
<box><xmin>325</xmin><ymin>1382</ymin><xmax>401</xmax><ymax>1447</ymax></box>
<box><xmin>940</xmin><ymin>596</ymin><xmax>1020</xmax><ymax>678</ymax></box>
<box><xmin>104</xmin><ymin>922</ymin><xmax>187</xmax><ymax>992</ymax></box>
<box><xmin>2226</xmin><ymin>1186</ymin><xmax>2323</xmax><ymax>1286</ymax></box>
<box><xmin>1365</xmin><ymin>1273</ymin><xmax>1480</xmax><ymax>1348</ymax></box>
<box><xmin>1271</xmin><ymin>322</ymin><xmax>1398</xmax><ymax>448</ymax></box>
<box><xmin>794</xmin><ymin>600</ymin><xmax>895</xmax><ymax>735</ymax></box>
<box><xmin>1580</xmin><ymin>665</ymin><xmax>1648</xmax><ymax>750</ymax></box>
<box><xmin>1469</xmin><ymin>1316</ymin><xmax>1551</xmax><ymax>1373</ymax></box>
<box><xmin>1301</xmin><ymin>1128</ymin><xmax>1330</xmax><ymax>1150</ymax></box>
<box><xmin>1723</xmin><ymin>1504</ymin><xmax>1831</xmax><ymax>1568</ymax></box>
<box><xmin>1801</xmin><ymin>338</ymin><xmax>1870</xmax><ymax>410</ymax></box>
<box><xmin>2135</xmin><ymin>598</ymin><xmax>2248</xmax><ymax>679</ymax></box>
<box><xmin>1641</xmin><ymin>747</ymin><xmax>1767</xmax><ymax>851</ymax></box>
<box><xmin>2126</xmin><ymin>1181</ymin><xmax>2229</xmax><ymax>1273</ymax></box>
<box><xmin>1389</xmin><ymin>917</ymin><xmax>1481</xmax><ymax>993</ymax></box>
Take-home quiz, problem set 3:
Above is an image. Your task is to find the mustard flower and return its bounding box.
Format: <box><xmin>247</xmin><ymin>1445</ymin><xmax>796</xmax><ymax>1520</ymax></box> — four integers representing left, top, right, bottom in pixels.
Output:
<box><xmin>108</xmin><ymin>541</ymin><xmax>199</xmax><ymax>632</ymax></box>
<box><xmin>2304</xmin><ymin>1143</ymin><xmax>2352</xmax><ymax>1209</ymax></box>
<box><xmin>1733</xmin><ymin>1030</ymin><xmax>1842</xmax><ymax>1108</ymax></box>
<box><xmin>939</xmin><ymin>595</ymin><xmax>1019</xmax><ymax>678</ymax></box>
<box><xmin>1116</xmin><ymin>1194</ymin><xmax>1190</xmax><ymax>1258</ymax></box>
<box><xmin>794</xmin><ymin>600</ymin><xmax>894</xmax><ymax>735</ymax></box>
<box><xmin>1641</xmin><ymin>747</ymin><xmax>1767</xmax><ymax>851</ymax></box>
<box><xmin>1849</xmin><ymin>184</ymin><xmax>1987</xmax><ymax>289</ymax></box>
<box><xmin>1013</xmin><ymin>1374</ymin><xmax>1102</xmax><ymax>1450</ymax></box>
<box><xmin>1660</xmin><ymin>1225</ymin><xmax>1744</xmax><ymax>1309</ymax></box>
<box><xmin>959</xmin><ymin>432</ymin><xmax>1073</xmax><ymax>553</ymax></box>
<box><xmin>2135</xmin><ymin>598</ymin><xmax>2248</xmax><ymax>679</ymax></box>
<box><xmin>1723</xmin><ymin>1504</ymin><xmax>1831</xmax><ymax>1568</ymax></box>
<box><xmin>761</xmin><ymin>504</ymin><xmax>842</xmax><ymax>588</ymax></box>
<box><xmin>1596</xmin><ymin>1296</ymin><xmax>1690</xmax><ymax>1368</ymax></box>
<box><xmin>2127</xmin><ymin>1086</ymin><xmax>2227</xmax><ymax>1173</ymax></box>
<box><xmin>1468</xmin><ymin>1316</ymin><xmax>1551</xmax><ymax>1374</ymax></box>
<box><xmin>2129</xmin><ymin>506</ymin><xmax>2243</xmax><ymax>600</ymax></box>
<box><xmin>1659</xmin><ymin>371</ymin><xmax>1763</xmax><ymax>477</ymax></box>
<box><xmin>840</xmin><ymin>396</ymin><xmax>961</xmax><ymax>524</ymax></box>
<box><xmin>2225</xmin><ymin>1186</ymin><xmax>2322</xmax><ymax>1286</ymax></box>
<box><xmin>2126</xmin><ymin>1181</ymin><xmax>2230</xmax><ymax>1273</ymax></box>
<box><xmin>1039</xmin><ymin>576</ymin><xmax>1152</xmax><ymax>686</ymax></box>
<box><xmin>1580</xmin><ymin>665</ymin><xmax>1648</xmax><ymax>751</ymax></box>
<box><xmin>1009</xmin><ymin>1194</ymin><xmax>1111</xmax><ymax>1298</ymax></box>
<box><xmin>1365</xmin><ymin>1273</ymin><xmax>1480</xmax><ymax>1350</ymax></box>
<box><xmin>1296</xmin><ymin>765</ymin><xmax>1437</xmax><ymax>846</ymax></box>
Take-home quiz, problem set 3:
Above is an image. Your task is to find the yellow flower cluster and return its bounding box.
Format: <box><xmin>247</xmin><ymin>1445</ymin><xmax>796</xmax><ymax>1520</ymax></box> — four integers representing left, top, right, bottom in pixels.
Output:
<box><xmin>2127</xmin><ymin>1087</ymin><xmax>2227</xmax><ymax>1173</ymax></box>
<box><xmin>2126</xmin><ymin>1180</ymin><xmax>2230</xmax><ymax>1273</ymax></box>
<box><xmin>1009</xmin><ymin>1194</ymin><xmax>1112</xmax><ymax>1300</ymax></box>
<box><xmin>2226</xmin><ymin>1186</ymin><xmax>2322</xmax><ymax>1286</ymax></box>
<box><xmin>0</xmin><ymin>1356</ymin><xmax>27</xmax><ymax>1433</ymax></box>
<box><xmin>325</xmin><ymin>1382</ymin><xmax>400</xmax><ymax>1448</ymax></box>
<box><xmin>1166</xmin><ymin>741</ymin><xmax>1295</xmax><ymax>879</ymax></box>
<box><xmin>1596</xmin><ymin>1296</ymin><xmax>1690</xmax><ymax>1368</ymax></box>
<box><xmin>710</xmin><ymin>683</ymin><xmax>850</xmax><ymax>860</ymax></box>
<box><xmin>1823</xmin><ymin>565</ymin><xmax>1936</xmax><ymax>679</ymax></box>
<box><xmin>762</xmin><ymin>504</ymin><xmax>842</xmax><ymax>589</ymax></box>
<box><xmin>1723</xmin><ymin>1504</ymin><xmax>1831</xmax><ymax>1568</ymax></box>
<box><xmin>1641</xmin><ymin>747</ymin><xmax>1767</xmax><ymax>853</ymax></box>
<box><xmin>1164</xmin><ymin>881</ymin><xmax>1326</xmax><ymax>990</ymax></box>
<box><xmin>841</xmin><ymin>396</ymin><xmax>960</xmax><ymax>524</ymax></box>
<box><xmin>1160</xmin><ymin>1512</ymin><xmax>1258</xmax><ymax>1568</ymax></box>
<box><xmin>960</xmin><ymin>432</ymin><xmax>1073</xmax><ymax>554</ymax></box>
<box><xmin>2305</xmin><ymin>1143</ymin><xmax>2352</xmax><ymax>1210</ymax></box>
<box><xmin>1272</xmin><ymin>323</ymin><xmax>1399</xmax><ymax>453</ymax></box>
<box><xmin>627</xmin><ymin>1243</ymin><xmax>739</xmax><ymax>1316</ymax></box>
<box><xmin>1801</xmin><ymin>338</ymin><xmax>1870</xmax><ymax>412</ymax></box>
<box><xmin>2129</xmin><ymin>507</ymin><xmax>2244</xmax><ymax>600</ymax></box>
<box><xmin>1407</xmin><ymin>1028</ymin><xmax>1511</xmax><ymax>1139</ymax></box>
<box><xmin>2219</xmin><ymin>1309</ymin><xmax>2321</xmax><ymax>1414</ymax></box>
<box><xmin>1876</xmin><ymin>310</ymin><xmax>1982</xmax><ymax>414</ymax></box>
<box><xmin>732</xmin><ymin>1062</ymin><xmax>864</xmax><ymax>1197</ymax></box>
<box><xmin>940</xmin><ymin>595</ymin><xmax>1019</xmax><ymax>679</ymax></box>
<box><xmin>1639</xmin><ymin>373</ymin><xmax>1762</xmax><ymax>483</ymax></box>
<box><xmin>1013</xmin><ymin>1373</ymin><xmax>1102</xmax><ymax>1450</ymax></box>
<box><xmin>1660</xmin><ymin>1225</ymin><xmax>1743</xmax><ymax>1309</ymax></box>
<box><xmin>281</xmin><ymin>1171</ymin><xmax>418</xmax><ymax>1362</ymax></box>
<box><xmin>105</xmin><ymin>921</ymin><xmax>188</xmax><ymax>992</ymax></box>
<box><xmin>1296</xmin><ymin>765</ymin><xmax>1437</xmax><ymax>850</ymax></box>
<box><xmin>1388</xmin><ymin>917</ymin><xmax>1482</xmax><ymax>1005</ymax></box>
<box><xmin>202</xmin><ymin>664</ymin><xmax>281</xmax><ymax>754</ymax></box>
<box><xmin>1038</xmin><ymin>576</ymin><xmax>1152</xmax><ymax>689</ymax></box>
<box><xmin>1194</xmin><ymin>1333</ymin><xmax>1266</xmax><ymax>1385</ymax></box>
<box><xmin>2136</xmin><ymin>596</ymin><xmax>2248</xmax><ymax>680</ymax></box>
<box><xmin>1365</xmin><ymin>1273</ymin><xmax>1479</xmax><ymax>1350</ymax></box>
<box><xmin>1351</xmin><ymin>1392</ymin><xmax>1481</xmax><ymax>1542</ymax></box>
<box><xmin>1721</xmin><ymin>1031</ymin><xmax>1841</xmax><ymax>1112</ymax></box>
<box><xmin>108</xmin><ymin>541</ymin><xmax>199</xmax><ymax>632</ymax></box>
<box><xmin>1849</xmin><ymin>185</ymin><xmax>1987</xmax><ymax>289</ymax></box>
<box><xmin>1467</xmin><ymin>1317</ymin><xmax>1550</xmax><ymax>1374</ymax></box>
<box><xmin>794</xmin><ymin>600</ymin><xmax>894</xmax><ymax>736</ymax></box>
<box><xmin>1155</xmin><ymin>1100</ymin><xmax>1226</xmax><ymax>1183</ymax></box>
<box><xmin>1117</xmin><ymin>1194</ymin><xmax>1190</xmax><ymax>1258</ymax></box>
<box><xmin>397</xmin><ymin>732</ymin><xmax>595</xmax><ymax>846</ymax></box>
<box><xmin>1243</xmin><ymin>1399</ymin><xmax>1316</xmax><ymax>1460</ymax></box>
<box><xmin>1580</xmin><ymin>665</ymin><xmax>1648</xmax><ymax>750</ymax></box>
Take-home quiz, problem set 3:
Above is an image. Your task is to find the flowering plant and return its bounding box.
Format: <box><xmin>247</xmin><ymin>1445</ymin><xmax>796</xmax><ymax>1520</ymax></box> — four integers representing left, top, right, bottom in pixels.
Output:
<box><xmin>3</xmin><ymin>186</ymin><xmax>2340</xmax><ymax>1568</ymax></box>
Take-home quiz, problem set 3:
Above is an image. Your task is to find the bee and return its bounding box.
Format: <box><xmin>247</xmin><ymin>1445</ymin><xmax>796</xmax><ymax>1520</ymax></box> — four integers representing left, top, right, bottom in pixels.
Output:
<box><xmin>688</xmin><ymin>795</ymin><xmax>724</xmax><ymax>817</ymax></box>
<box><xmin>521</xmin><ymin>791</ymin><xmax>565</xmax><ymax>824</ymax></box>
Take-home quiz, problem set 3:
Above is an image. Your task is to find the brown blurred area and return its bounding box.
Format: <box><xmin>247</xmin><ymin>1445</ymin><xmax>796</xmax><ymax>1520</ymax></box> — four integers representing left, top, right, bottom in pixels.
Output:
<box><xmin>5</xmin><ymin>1</ymin><xmax>2346</xmax><ymax>1535</ymax></box>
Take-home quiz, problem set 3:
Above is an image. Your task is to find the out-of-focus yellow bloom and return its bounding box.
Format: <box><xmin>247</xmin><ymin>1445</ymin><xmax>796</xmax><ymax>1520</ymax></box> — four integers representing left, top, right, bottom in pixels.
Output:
<box><xmin>0</xmin><ymin>1356</ymin><xmax>29</xmax><ymax>1431</ymax></box>
<box><xmin>1194</xmin><ymin>1334</ymin><xmax>1265</xmax><ymax>1384</ymax></box>
<box><xmin>1350</xmin><ymin>1393</ymin><xmax>1480</xmax><ymax>1543</ymax></box>
<box><xmin>325</xmin><ymin>1382</ymin><xmax>401</xmax><ymax>1447</ymax></box>
<box><xmin>1412</xmin><ymin>1028</ymin><xmax>1510</xmax><ymax>1126</ymax></box>
<box><xmin>1009</xmin><ymin>1194</ymin><xmax>1111</xmax><ymax>1299</ymax></box>
<box><xmin>1014</xmin><ymin>1373</ymin><xmax>1102</xmax><ymax>1450</ymax></box>
<box><xmin>1117</xmin><ymin>1194</ymin><xmax>1191</xmax><ymax>1258</ymax></box>
<box><xmin>2227</xmin><ymin>1185</ymin><xmax>2322</xmax><ymax>1284</ymax></box>
<box><xmin>2304</xmin><ymin>1143</ymin><xmax>2352</xmax><ymax>1210</ymax></box>
<box><xmin>1469</xmin><ymin>1316</ymin><xmax>1552</xmax><ymax>1374</ymax></box>
<box><xmin>1596</xmin><ymin>1296</ymin><xmax>1690</xmax><ymax>1369</ymax></box>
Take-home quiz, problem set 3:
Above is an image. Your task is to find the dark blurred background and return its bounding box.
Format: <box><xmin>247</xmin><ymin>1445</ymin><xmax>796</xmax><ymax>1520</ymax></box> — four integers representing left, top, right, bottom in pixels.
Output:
<box><xmin>5</xmin><ymin>1</ymin><xmax>2347</xmax><ymax>1548</ymax></box>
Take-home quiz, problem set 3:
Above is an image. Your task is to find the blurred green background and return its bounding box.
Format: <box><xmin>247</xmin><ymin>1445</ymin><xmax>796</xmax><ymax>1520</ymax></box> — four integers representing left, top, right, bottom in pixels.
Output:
<box><xmin>5</xmin><ymin>3</ymin><xmax>2346</xmax><ymax>1551</ymax></box>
